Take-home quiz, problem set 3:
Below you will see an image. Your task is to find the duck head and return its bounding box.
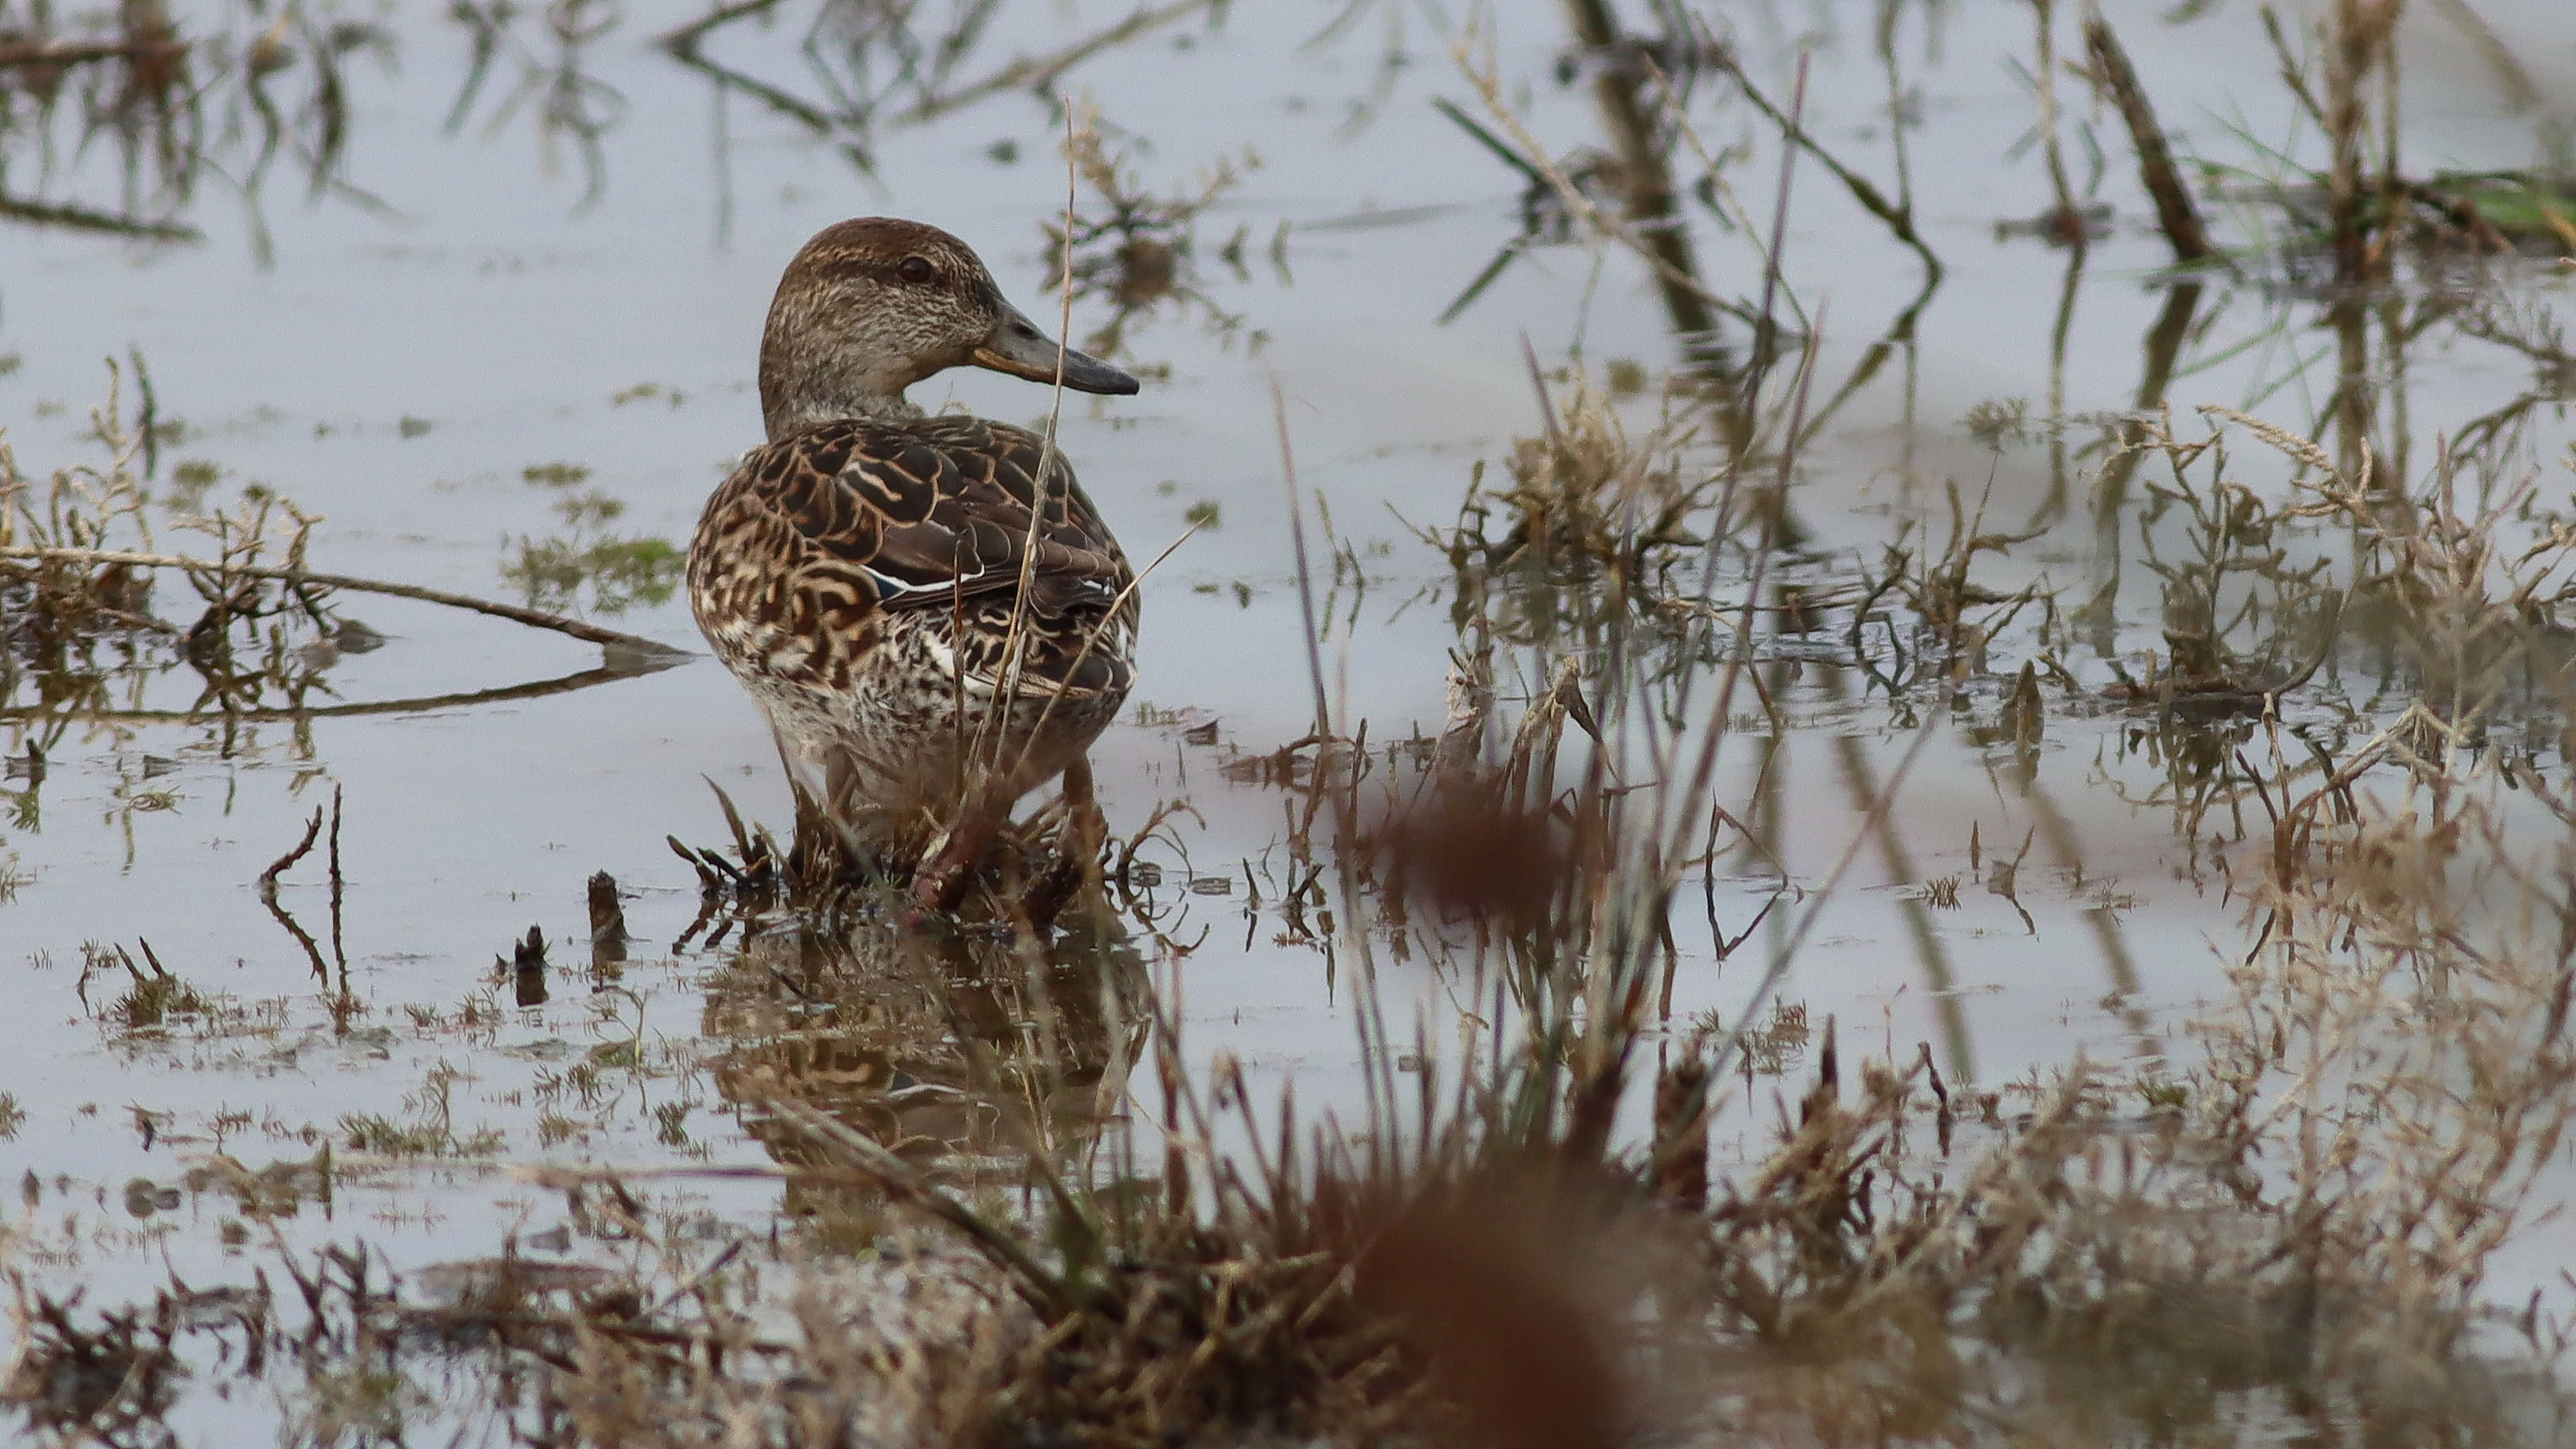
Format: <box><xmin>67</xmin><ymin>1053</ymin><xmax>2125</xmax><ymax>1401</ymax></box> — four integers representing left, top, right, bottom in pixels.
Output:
<box><xmin>757</xmin><ymin>217</ymin><xmax>1140</xmax><ymax>438</ymax></box>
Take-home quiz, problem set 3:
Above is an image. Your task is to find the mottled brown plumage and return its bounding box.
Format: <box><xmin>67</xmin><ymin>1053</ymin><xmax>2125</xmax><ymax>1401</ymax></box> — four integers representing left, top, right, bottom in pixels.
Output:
<box><xmin>688</xmin><ymin>217</ymin><xmax>1140</xmax><ymax>905</ymax></box>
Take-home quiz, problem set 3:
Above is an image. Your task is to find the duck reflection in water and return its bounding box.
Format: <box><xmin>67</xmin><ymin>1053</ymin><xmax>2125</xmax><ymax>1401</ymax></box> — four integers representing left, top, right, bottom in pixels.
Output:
<box><xmin>700</xmin><ymin>904</ymin><xmax>1151</xmax><ymax>1212</ymax></box>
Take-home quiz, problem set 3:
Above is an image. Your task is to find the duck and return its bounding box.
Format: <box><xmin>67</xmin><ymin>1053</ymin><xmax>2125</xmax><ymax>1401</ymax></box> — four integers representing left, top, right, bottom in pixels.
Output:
<box><xmin>687</xmin><ymin>217</ymin><xmax>1141</xmax><ymax>910</ymax></box>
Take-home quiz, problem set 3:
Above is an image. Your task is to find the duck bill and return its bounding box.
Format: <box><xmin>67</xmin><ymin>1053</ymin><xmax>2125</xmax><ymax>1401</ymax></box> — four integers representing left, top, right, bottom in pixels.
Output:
<box><xmin>972</xmin><ymin>302</ymin><xmax>1140</xmax><ymax>395</ymax></box>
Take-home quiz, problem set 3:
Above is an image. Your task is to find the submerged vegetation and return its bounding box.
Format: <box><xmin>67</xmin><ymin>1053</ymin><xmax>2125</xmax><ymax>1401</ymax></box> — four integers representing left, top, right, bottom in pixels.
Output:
<box><xmin>503</xmin><ymin>462</ymin><xmax>685</xmax><ymax>617</ymax></box>
<box><xmin>13</xmin><ymin>0</ymin><xmax>2576</xmax><ymax>1445</ymax></box>
<box><xmin>23</xmin><ymin>372</ymin><xmax>2576</xmax><ymax>1440</ymax></box>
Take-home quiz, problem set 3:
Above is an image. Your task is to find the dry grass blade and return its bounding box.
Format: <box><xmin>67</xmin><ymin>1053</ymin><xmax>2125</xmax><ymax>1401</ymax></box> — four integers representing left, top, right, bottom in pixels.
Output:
<box><xmin>0</xmin><ymin>545</ymin><xmax>685</xmax><ymax>662</ymax></box>
<box><xmin>756</xmin><ymin>1092</ymin><xmax>1076</xmax><ymax>1315</ymax></box>
<box><xmin>2082</xmin><ymin>13</ymin><xmax>2218</xmax><ymax>265</ymax></box>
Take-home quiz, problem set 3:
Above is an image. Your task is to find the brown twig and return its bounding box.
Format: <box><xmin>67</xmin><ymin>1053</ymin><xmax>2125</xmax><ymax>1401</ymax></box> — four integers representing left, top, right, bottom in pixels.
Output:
<box><xmin>2400</xmin><ymin>179</ymin><xmax>2513</xmax><ymax>254</ymax></box>
<box><xmin>897</xmin><ymin>0</ymin><xmax>1221</xmax><ymax>126</ymax></box>
<box><xmin>327</xmin><ymin>785</ymin><xmax>347</xmax><ymax>979</ymax></box>
<box><xmin>0</xmin><ymin>545</ymin><xmax>687</xmax><ymax>661</ymax></box>
<box><xmin>757</xmin><ymin>1092</ymin><xmax>1078</xmax><ymax>1315</ymax></box>
<box><xmin>1451</xmin><ymin>37</ymin><xmax>1766</xmax><ymax>330</ymax></box>
<box><xmin>259</xmin><ymin>807</ymin><xmax>331</xmax><ymax>979</ymax></box>
<box><xmin>258</xmin><ymin>808</ymin><xmax>325</xmax><ymax>904</ymax></box>
<box><xmin>0</xmin><ymin>38</ymin><xmax>186</xmax><ymax>67</ymax></box>
<box><xmin>0</xmin><ymin>662</ymin><xmax>674</xmax><ymax>725</ymax></box>
<box><xmin>658</xmin><ymin>0</ymin><xmax>1219</xmax><ymax>137</ymax></box>
<box><xmin>0</xmin><ymin>192</ymin><xmax>199</xmax><ymax>241</ymax></box>
<box><xmin>1709</xmin><ymin>46</ymin><xmax>1941</xmax><ymax>282</ymax></box>
<box><xmin>657</xmin><ymin>0</ymin><xmax>838</xmax><ymax>134</ymax></box>
<box><xmin>2081</xmin><ymin>13</ymin><xmax>2217</xmax><ymax>265</ymax></box>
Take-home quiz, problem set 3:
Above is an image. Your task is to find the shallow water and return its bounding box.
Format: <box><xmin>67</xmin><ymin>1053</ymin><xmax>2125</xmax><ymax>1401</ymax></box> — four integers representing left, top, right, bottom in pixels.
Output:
<box><xmin>7</xmin><ymin>0</ymin><xmax>2576</xmax><ymax>1431</ymax></box>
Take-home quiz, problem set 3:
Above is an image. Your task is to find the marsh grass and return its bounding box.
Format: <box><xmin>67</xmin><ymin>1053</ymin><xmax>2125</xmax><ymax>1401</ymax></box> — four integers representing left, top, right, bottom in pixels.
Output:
<box><xmin>1436</xmin><ymin>372</ymin><xmax>1712</xmax><ymax>586</ymax></box>
<box><xmin>438</xmin><ymin>331</ymin><xmax>2576</xmax><ymax>1446</ymax></box>
<box><xmin>503</xmin><ymin>463</ymin><xmax>686</xmax><ymax>617</ymax></box>
<box><xmin>666</xmin><ymin>775</ymin><xmax>1098</xmax><ymax>942</ymax></box>
<box><xmin>29</xmin><ymin>10</ymin><xmax>2576</xmax><ymax>1446</ymax></box>
<box><xmin>1</xmin><ymin>362</ymin><xmax>682</xmax><ymax>783</ymax></box>
<box><xmin>1042</xmin><ymin>106</ymin><xmax>1261</xmax><ymax>362</ymax></box>
<box><xmin>1</xmin><ymin>363</ymin><xmax>173</xmax><ymax>641</ymax></box>
<box><xmin>20</xmin><ymin>356</ymin><xmax>2576</xmax><ymax>1446</ymax></box>
<box><xmin>0</xmin><ymin>361</ymin><xmax>369</xmax><ymax>740</ymax></box>
<box><xmin>0</xmin><ymin>0</ymin><xmax>394</xmax><ymax>247</ymax></box>
<box><xmin>29</xmin><ymin>302</ymin><xmax>2576</xmax><ymax>1449</ymax></box>
<box><xmin>657</xmin><ymin>0</ymin><xmax>1229</xmax><ymax>175</ymax></box>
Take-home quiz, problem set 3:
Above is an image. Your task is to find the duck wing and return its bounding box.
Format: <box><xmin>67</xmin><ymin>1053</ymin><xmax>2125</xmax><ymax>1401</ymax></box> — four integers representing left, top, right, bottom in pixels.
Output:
<box><xmin>693</xmin><ymin>415</ymin><xmax>1138</xmax><ymax>695</ymax></box>
<box><xmin>735</xmin><ymin>415</ymin><xmax>1131</xmax><ymax>609</ymax></box>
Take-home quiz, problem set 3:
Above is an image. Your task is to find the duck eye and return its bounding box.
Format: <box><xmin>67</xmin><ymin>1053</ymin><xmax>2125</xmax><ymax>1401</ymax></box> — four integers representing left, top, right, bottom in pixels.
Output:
<box><xmin>896</xmin><ymin>255</ymin><xmax>937</xmax><ymax>285</ymax></box>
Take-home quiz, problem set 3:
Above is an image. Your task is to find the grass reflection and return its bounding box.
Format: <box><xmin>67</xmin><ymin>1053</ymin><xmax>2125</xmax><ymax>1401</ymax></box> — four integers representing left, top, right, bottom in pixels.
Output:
<box><xmin>17</xmin><ymin>2</ymin><xmax>2576</xmax><ymax>1444</ymax></box>
<box><xmin>0</xmin><ymin>0</ymin><xmax>394</xmax><ymax>249</ymax></box>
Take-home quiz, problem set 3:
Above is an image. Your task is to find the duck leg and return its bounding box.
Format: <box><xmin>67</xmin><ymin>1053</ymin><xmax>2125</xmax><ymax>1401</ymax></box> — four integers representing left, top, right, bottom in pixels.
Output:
<box><xmin>1017</xmin><ymin>757</ymin><xmax>1106</xmax><ymax>931</ymax></box>
<box><xmin>1061</xmin><ymin>755</ymin><xmax>1108</xmax><ymax>879</ymax></box>
<box><xmin>910</xmin><ymin>759</ymin><xmax>1107</xmax><ymax>921</ymax></box>
<box><xmin>910</xmin><ymin>794</ymin><xmax>1006</xmax><ymax>914</ymax></box>
<box><xmin>781</xmin><ymin>738</ymin><xmax>840</xmax><ymax>884</ymax></box>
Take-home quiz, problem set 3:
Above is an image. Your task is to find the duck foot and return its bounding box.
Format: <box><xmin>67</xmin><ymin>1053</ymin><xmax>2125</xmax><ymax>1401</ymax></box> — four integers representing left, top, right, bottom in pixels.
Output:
<box><xmin>909</xmin><ymin>794</ymin><xmax>1006</xmax><ymax>916</ymax></box>
<box><xmin>1020</xmin><ymin>856</ymin><xmax>1082</xmax><ymax>932</ymax></box>
<box><xmin>1060</xmin><ymin>756</ymin><xmax>1107</xmax><ymax>873</ymax></box>
<box><xmin>907</xmin><ymin>844</ymin><xmax>974</xmax><ymax>917</ymax></box>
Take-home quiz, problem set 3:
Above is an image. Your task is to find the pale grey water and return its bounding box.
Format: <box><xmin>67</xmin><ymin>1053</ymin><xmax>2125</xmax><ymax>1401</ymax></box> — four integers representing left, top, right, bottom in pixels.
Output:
<box><xmin>2</xmin><ymin>0</ymin><xmax>2573</xmax><ymax>1360</ymax></box>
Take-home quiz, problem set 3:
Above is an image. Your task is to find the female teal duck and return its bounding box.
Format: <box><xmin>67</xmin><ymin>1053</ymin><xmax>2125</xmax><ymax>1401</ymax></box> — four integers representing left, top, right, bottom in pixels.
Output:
<box><xmin>687</xmin><ymin>217</ymin><xmax>1140</xmax><ymax>909</ymax></box>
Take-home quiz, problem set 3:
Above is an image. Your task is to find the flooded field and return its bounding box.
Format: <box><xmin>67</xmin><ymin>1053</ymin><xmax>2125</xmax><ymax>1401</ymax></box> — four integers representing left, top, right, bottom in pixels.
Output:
<box><xmin>9</xmin><ymin>0</ymin><xmax>2576</xmax><ymax>1441</ymax></box>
